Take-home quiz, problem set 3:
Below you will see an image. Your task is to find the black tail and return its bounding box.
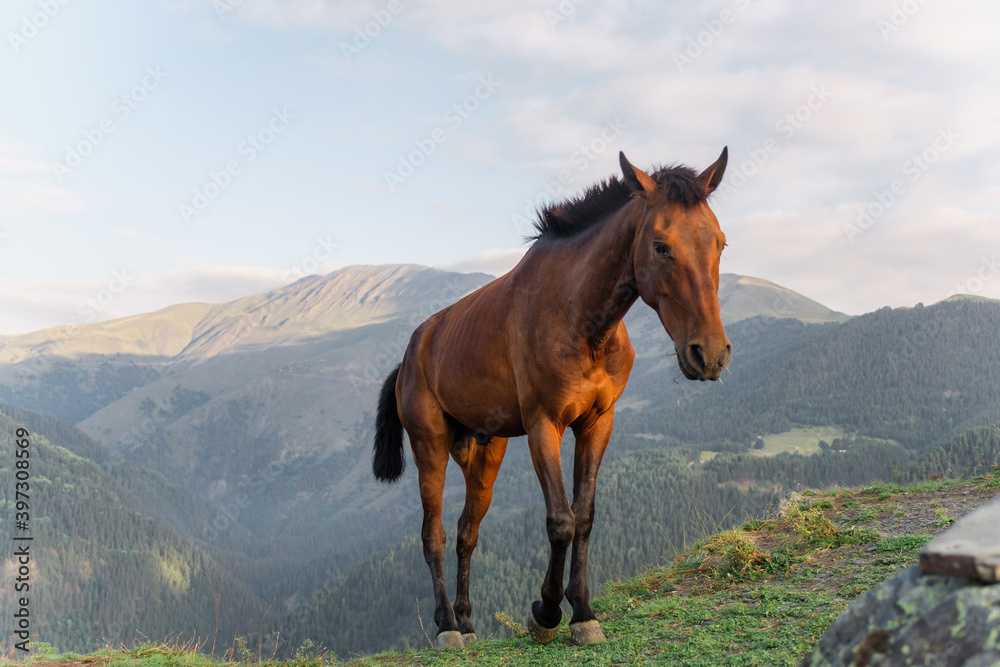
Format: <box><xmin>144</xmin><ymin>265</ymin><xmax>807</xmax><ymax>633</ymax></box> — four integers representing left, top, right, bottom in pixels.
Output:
<box><xmin>372</xmin><ymin>364</ymin><xmax>405</xmax><ymax>483</ymax></box>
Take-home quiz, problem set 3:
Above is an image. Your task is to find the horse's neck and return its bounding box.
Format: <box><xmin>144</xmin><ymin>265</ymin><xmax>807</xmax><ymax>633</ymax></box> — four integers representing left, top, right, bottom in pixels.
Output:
<box><xmin>563</xmin><ymin>201</ymin><xmax>642</xmax><ymax>348</ymax></box>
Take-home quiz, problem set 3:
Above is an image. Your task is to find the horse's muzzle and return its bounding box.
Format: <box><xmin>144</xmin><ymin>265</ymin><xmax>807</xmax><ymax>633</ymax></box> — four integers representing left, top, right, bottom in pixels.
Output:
<box><xmin>677</xmin><ymin>339</ymin><xmax>731</xmax><ymax>381</ymax></box>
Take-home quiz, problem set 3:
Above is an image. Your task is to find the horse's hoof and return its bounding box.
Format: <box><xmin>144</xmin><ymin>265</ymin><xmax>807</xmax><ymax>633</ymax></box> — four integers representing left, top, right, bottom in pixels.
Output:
<box><xmin>569</xmin><ymin>619</ymin><xmax>606</xmax><ymax>645</ymax></box>
<box><xmin>434</xmin><ymin>630</ymin><xmax>464</xmax><ymax>650</ymax></box>
<box><xmin>461</xmin><ymin>632</ymin><xmax>477</xmax><ymax>645</ymax></box>
<box><xmin>527</xmin><ymin>609</ymin><xmax>559</xmax><ymax>644</ymax></box>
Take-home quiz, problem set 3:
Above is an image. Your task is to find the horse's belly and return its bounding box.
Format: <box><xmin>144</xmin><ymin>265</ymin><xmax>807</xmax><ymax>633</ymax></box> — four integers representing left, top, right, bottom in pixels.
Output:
<box><xmin>437</xmin><ymin>379</ymin><xmax>525</xmax><ymax>439</ymax></box>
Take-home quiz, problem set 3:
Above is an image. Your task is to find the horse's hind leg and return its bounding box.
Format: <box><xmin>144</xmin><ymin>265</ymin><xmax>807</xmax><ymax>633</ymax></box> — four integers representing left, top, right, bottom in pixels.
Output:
<box><xmin>452</xmin><ymin>435</ymin><xmax>508</xmax><ymax>643</ymax></box>
<box><xmin>404</xmin><ymin>401</ymin><xmax>464</xmax><ymax>649</ymax></box>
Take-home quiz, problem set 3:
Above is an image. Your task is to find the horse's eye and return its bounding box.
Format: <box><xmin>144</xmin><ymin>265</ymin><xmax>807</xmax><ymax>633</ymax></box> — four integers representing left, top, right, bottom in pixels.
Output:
<box><xmin>652</xmin><ymin>242</ymin><xmax>670</xmax><ymax>257</ymax></box>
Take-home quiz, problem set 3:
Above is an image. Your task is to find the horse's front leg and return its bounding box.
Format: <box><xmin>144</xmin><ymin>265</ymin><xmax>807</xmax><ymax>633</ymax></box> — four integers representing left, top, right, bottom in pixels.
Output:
<box><xmin>525</xmin><ymin>419</ymin><xmax>574</xmax><ymax>644</ymax></box>
<box><xmin>564</xmin><ymin>410</ymin><xmax>614</xmax><ymax>645</ymax></box>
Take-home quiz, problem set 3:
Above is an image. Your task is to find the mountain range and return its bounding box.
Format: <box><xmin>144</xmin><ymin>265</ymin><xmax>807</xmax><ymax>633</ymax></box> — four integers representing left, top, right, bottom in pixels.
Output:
<box><xmin>1</xmin><ymin>264</ymin><xmax>997</xmax><ymax>656</ymax></box>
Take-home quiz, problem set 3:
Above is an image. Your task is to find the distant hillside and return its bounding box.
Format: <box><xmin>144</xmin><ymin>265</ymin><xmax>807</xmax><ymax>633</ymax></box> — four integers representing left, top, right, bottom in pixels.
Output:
<box><xmin>0</xmin><ymin>407</ymin><xmax>265</xmax><ymax>654</ymax></box>
<box><xmin>718</xmin><ymin>274</ymin><xmax>850</xmax><ymax>324</ymax></box>
<box><xmin>937</xmin><ymin>293</ymin><xmax>1000</xmax><ymax>305</ymax></box>
<box><xmin>171</xmin><ymin>264</ymin><xmax>495</xmax><ymax>364</ymax></box>
<box><xmin>0</xmin><ymin>302</ymin><xmax>213</xmax><ymax>364</ymax></box>
<box><xmin>0</xmin><ymin>403</ymin><xmax>262</xmax><ymax>558</ymax></box>
<box><xmin>620</xmin><ymin>300</ymin><xmax>1000</xmax><ymax>450</ymax></box>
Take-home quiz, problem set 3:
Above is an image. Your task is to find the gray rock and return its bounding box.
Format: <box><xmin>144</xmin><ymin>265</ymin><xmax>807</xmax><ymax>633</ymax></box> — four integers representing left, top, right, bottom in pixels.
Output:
<box><xmin>800</xmin><ymin>566</ymin><xmax>1000</xmax><ymax>666</ymax></box>
<box><xmin>920</xmin><ymin>498</ymin><xmax>1000</xmax><ymax>583</ymax></box>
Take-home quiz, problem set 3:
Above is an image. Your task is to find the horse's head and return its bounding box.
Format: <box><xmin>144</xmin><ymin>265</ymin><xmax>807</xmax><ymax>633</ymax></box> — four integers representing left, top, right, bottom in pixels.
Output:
<box><xmin>621</xmin><ymin>149</ymin><xmax>731</xmax><ymax>381</ymax></box>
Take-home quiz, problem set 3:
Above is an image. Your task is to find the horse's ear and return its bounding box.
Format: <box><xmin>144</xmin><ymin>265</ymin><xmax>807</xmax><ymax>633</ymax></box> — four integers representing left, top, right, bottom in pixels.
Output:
<box><xmin>620</xmin><ymin>152</ymin><xmax>658</xmax><ymax>197</ymax></box>
<box><xmin>698</xmin><ymin>146</ymin><xmax>728</xmax><ymax>195</ymax></box>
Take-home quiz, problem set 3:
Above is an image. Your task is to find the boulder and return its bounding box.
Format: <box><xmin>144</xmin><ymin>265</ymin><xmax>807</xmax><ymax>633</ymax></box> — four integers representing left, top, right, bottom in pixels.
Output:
<box><xmin>801</xmin><ymin>498</ymin><xmax>1000</xmax><ymax>666</ymax></box>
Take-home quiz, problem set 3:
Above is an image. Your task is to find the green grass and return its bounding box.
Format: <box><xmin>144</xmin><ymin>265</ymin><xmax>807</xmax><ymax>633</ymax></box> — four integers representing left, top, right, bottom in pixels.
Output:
<box><xmin>749</xmin><ymin>426</ymin><xmax>847</xmax><ymax>457</ymax></box>
<box><xmin>875</xmin><ymin>535</ymin><xmax>933</xmax><ymax>554</ymax></box>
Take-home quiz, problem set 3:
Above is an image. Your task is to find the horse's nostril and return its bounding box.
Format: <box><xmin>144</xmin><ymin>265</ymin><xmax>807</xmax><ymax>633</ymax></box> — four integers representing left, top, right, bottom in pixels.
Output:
<box><xmin>688</xmin><ymin>344</ymin><xmax>706</xmax><ymax>370</ymax></box>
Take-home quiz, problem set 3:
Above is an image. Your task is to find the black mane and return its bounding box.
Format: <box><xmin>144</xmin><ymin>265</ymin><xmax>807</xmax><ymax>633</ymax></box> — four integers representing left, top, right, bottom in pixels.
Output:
<box><xmin>530</xmin><ymin>166</ymin><xmax>707</xmax><ymax>242</ymax></box>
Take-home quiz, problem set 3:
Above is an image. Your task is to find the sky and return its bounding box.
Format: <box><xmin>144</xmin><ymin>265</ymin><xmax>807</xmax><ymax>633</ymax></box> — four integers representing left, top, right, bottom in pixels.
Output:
<box><xmin>1</xmin><ymin>0</ymin><xmax>998</xmax><ymax>334</ymax></box>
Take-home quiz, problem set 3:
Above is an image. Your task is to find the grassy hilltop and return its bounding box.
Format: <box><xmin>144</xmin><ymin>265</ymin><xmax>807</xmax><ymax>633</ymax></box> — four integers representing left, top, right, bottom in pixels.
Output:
<box><xmin>7</xmin><ymin>469</ymin><xmax>998</xmax><ymax>667</ymax></box>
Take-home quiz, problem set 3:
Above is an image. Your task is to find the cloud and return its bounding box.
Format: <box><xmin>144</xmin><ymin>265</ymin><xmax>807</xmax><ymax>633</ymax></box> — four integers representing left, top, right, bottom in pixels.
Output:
<box><xmin>438</xmin><ymin>248</ymin><xmax>525</xmax><ymax>278</ymax></box>
<box><xmin>0</xmin><ymin>263</ymin><xmax>297</xmax><ymax>335</ymax></box>
<box><xmin>173</xmin><ymin>0</ymin><xmax>382</xmax><ymax>31</ymax></box>
<box><xmin>0</xmin><ymin>139</ymin><xmax>87</xmax><ymax>216</ymax></box>
<box><xmin>0</xmin><ymin>182</ymin><xmax>87</xmax><ymax>216</ymax></box>
<box><xmin>721</xmin><ymin>205</ymin><xmax>1000</xmax><ymax>315</ymax></box>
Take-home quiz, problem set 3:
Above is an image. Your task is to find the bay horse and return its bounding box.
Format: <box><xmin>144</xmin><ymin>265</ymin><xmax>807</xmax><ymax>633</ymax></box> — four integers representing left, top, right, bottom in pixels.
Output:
<box><xmin>372</xmin><ymin>149</ymin><xmax>731</xmax><ymax>649</ymax></box>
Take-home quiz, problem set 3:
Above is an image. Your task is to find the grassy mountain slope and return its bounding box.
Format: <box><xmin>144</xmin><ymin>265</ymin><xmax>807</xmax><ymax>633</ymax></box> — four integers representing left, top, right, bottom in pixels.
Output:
<box><xmin>718</xmin><ymin>274</ymin><xmax>850</xmax><ymax>324</ymax></box>
<box><xmin>0</xmin><ymin>302</ymin><xmax>213</xmax><ymax>365</ymax></box>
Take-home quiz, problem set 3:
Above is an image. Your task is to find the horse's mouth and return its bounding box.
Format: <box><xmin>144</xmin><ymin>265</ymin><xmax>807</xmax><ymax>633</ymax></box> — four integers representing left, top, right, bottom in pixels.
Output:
<box><xmin>676</xmin><ymin>349</ymin><xmax>723</xmax><ymax>382</ymax></box>
<box><xmin>676</xmin><ymin>350</ymin><xmax>701</xmax><ymax>381</ymax></box>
